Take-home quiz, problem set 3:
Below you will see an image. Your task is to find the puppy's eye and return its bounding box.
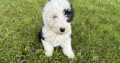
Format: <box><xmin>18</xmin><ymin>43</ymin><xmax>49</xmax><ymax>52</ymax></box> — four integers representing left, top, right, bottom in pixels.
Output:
<box><xmin>53</xmin><ymin>15</ymin><xmax>57</xmax><ymax>18</ymax></box>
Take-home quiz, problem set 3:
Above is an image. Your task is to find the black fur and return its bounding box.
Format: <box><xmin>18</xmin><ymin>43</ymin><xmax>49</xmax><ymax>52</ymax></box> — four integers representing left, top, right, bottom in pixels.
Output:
<box><xmin>38</xmin><ymin>23</ymin><xmax>45</xmax><ymax>42</ymax></box>
<box><xmin>64</xmin><ymin>5</ymin><xmax>74</xmax><ymax>22</ymax></box>
<box><xmin>38</xmin><ymin>29</ymin><xmax>45</xmax><ymax>42</ymax></box>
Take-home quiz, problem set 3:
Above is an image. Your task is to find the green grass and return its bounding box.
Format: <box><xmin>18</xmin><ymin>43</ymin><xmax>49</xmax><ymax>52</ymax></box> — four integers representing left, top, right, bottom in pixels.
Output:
<box><xmin>0</xmin><ymin>0</ymin><xmax>120</xmax><ymax>63</ymax></box>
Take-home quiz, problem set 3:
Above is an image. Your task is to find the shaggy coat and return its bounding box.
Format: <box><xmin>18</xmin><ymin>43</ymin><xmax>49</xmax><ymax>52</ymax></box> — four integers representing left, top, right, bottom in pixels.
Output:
<box><xmin>38</xmin><ymin>0</ymin><xmax>74</xmax><ymax>59</ymax></box>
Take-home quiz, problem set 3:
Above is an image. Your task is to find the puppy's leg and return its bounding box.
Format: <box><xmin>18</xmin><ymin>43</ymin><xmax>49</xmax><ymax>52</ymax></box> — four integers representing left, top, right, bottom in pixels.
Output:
<box><xmin>42</xmin><ymin>40</ymin><xmax>54</xmax><ymax>57</ymax></box>
<box><xmin>61</xmin><ymin>38</ymin><xmax>75</xmax><ymax>59</ymax></box>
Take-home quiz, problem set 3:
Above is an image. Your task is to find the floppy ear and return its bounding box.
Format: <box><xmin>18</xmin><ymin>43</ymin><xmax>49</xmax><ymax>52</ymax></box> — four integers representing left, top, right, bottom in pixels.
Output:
<box><xmin>64</xmin><ymin>5</ymin><xmax>74</xmax><ymax>22</ymax></box>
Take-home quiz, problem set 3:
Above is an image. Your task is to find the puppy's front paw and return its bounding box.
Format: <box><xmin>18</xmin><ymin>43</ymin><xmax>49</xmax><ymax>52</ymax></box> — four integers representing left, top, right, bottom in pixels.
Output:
<box><xmin>63</xmin><ymin>50</ymin><xmax>75</xmax><ymax>59</ymax></box>
<box><xmin>45</xmin><ymin>51</ymin><xmax>53</xmax><ymax>57</ymax></box>
<box><xmin>67</xmin><ymin>51</ymin><xmax>75</xmax><ymax>59</ymax></box>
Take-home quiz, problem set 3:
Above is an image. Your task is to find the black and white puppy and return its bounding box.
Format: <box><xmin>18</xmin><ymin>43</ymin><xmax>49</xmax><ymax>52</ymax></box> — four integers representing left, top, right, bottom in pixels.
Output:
<box><xmin>38</xmin><ymin>0</ymin><xmax>74</xmax><ymax>59</ymax></box>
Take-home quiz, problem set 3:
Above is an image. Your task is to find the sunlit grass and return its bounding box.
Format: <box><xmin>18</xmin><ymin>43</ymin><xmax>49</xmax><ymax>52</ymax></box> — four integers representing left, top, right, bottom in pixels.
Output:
<box><xmin>0</xmin><ymin>0</ymin><xmax>120</xmax><ymax>63</ymax></box>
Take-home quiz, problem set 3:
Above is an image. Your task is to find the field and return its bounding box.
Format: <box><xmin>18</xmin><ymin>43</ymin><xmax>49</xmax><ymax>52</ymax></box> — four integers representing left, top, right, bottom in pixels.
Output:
<box><xmin>0</xmin><ymin>0</ymin><xmax>120</xmax><ymax>63</ymax></box>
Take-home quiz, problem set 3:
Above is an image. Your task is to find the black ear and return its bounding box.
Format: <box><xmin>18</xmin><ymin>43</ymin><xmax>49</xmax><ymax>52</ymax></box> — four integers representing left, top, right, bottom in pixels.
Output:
<box><xmin>64</xmin><ymin>5</ymin><xmax>74</xmax><ymax>22</ymax></box>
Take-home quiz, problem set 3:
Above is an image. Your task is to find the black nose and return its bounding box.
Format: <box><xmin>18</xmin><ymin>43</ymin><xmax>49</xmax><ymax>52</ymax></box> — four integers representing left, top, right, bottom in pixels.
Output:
<box><xmin>60</xmin><ymin>28</ymin><xmax>65</xmax><ymax>32</ymax></box>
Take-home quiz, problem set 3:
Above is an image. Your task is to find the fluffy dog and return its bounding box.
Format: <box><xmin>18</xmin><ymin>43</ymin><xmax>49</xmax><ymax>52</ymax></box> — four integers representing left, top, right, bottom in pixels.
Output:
<box><xmin>38</xmin><ymin>0</ymin><xmax>75</xmax><ymax>59</ymax></box>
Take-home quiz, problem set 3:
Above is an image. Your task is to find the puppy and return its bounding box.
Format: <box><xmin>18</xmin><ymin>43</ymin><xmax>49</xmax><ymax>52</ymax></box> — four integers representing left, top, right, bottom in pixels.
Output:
<box><xmin>38</xmin><ymin>0</ymin><xmax>74</xmax><ymax>59</ymax></box>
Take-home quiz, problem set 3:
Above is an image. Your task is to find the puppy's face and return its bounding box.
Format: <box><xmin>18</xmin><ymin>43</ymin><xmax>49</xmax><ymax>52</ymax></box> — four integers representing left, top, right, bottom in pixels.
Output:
<box><xmin>43</xmin><ymin>0</ymin><xmax>74</xmax><ymax>35</ymax></box>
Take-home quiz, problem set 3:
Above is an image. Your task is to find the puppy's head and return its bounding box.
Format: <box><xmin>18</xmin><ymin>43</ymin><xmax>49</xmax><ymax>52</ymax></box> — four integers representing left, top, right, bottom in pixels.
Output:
<box><xmin>42</xmin><ymin>0</ymin><xmax>74</xmax><ymax>34</ymax></box>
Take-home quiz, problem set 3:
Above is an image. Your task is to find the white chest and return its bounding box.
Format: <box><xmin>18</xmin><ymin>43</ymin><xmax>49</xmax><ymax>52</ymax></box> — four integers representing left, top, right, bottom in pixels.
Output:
<box><xmin>45</xmin><ymin>32</ymin><xmax>70</xmax><ymax>47</ymax></box>
<box><xmin>43</xmin><ymin>30</ymin><xmax>70</xmax><ymax>47</ymax></box>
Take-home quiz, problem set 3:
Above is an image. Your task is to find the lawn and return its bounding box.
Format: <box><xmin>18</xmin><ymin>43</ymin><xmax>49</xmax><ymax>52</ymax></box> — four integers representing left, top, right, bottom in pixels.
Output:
<box><xmin>0</xmin><ymin>0</ymin><xmax>120</xmax><ymax>63</ymax></box>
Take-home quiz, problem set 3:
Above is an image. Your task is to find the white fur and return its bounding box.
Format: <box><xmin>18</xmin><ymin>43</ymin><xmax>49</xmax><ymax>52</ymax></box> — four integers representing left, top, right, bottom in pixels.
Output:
<box><xmin>41</xmin><ymin>0</ymin><xmax>75</xmax><ymax>59</ymax></box>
